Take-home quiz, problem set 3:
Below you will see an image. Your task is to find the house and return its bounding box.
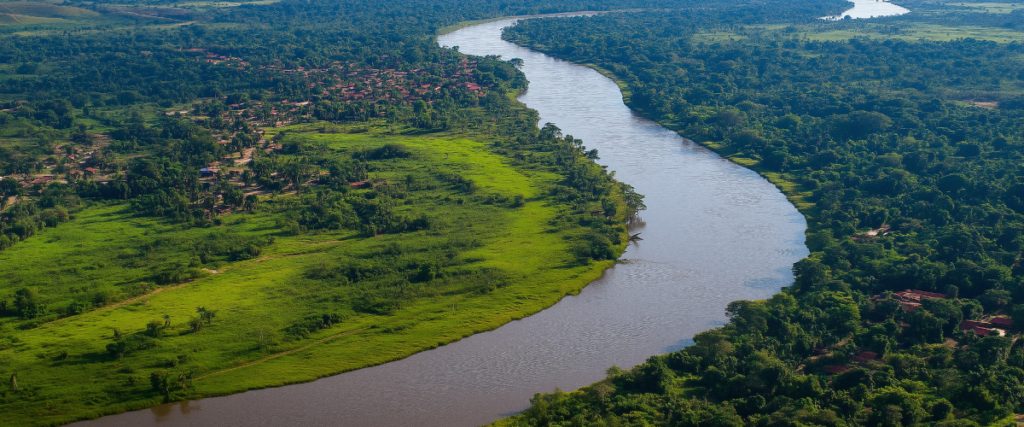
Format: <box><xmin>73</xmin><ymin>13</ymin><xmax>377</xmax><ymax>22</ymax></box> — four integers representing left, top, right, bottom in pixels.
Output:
<box><xmin>960</xmin><ymin>320</ymin><xmax>1006</xmax><ymax>337</ymax></box>
<box><xmin>988</xmin><ymin>316</ymin><xmax>1014</xmax><ymax>329</ymax></box>
<box><xmin>822</xmin><ymin>365</ymin><xmax>850</xmax><ymax>375</ymax></box>
<box><xmin>852</xmin><ymin>351</ymin><xmax>879</xmax><ymax>364</ymax></box>
<box><xmin>893</xmin><ymin>289</ymin><xmax>947</xmax><ymax>301</ymax></box>
<box><xmin>200</xmin><ymin>167</ymin><xmax>219</xmax><ymax>177</ymax></box>
<box><xmin>898</xmin><ymin>301</ymin><xmax>922</xmax><ymax>312</ymax></box>
<box><xmin>854</xmin><ymin>224</ymin><xmax>891</xmax><ymax>241</ymax></box>
<box><xmin>879</xmin><ymin>289</ymin><xmax>947</xmax><ymax>312</ymax></box>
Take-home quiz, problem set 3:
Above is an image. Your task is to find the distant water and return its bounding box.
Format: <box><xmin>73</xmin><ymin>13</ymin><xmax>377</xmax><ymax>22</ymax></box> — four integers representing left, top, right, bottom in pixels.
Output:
<box><xmin>72</xmin><ymin>14</ymin><xmax>808</xmax><ymax>427</ymax></box>
<box><xmin>825</xmin><ymin>0</ymin><xmax>910</xmax><ymax>19</ymax></box>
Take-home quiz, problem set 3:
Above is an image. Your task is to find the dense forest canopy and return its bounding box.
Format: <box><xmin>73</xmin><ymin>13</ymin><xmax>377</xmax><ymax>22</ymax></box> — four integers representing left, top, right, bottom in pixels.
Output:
<box><xmin>503</xmin><ymin>0</ymin><xmax>1024</xmax><ymax>425</ymax></box>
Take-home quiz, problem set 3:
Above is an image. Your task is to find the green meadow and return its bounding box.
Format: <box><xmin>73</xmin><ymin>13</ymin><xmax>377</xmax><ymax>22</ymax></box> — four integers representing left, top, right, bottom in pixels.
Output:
<box><xmin>691</xmin><ymin>23</ymin><xmax>1024</xmax><ymax>43</ymax></box>
<box><xmin>948</xmin><ymin>1</ymin><xmax>1024</xmax><ymax>13</ymax></box>
<box><xmin>0</xmin><ymin>126</ymin><xmax>625</xmax><ymax>426</ymax></box>
<box><xmin>800</xmin><ymin>22</ymin><xmax>1024</xmax><ymax>43</ymax></box>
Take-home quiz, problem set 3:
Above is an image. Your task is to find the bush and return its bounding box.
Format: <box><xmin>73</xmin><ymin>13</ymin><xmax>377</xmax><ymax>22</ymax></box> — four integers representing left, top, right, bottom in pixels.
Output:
<box><xmin>284</xmin><ymin>313</ymin><xmax>343</xmax><ymax>339</ymax></box>
<box><xmin>571</xmin><ymin>233</ymin><xmax>616</xmax><ymax>264</ymax></box>
<box><xmin>354</xmin><ymin>144</ymin><xmax>412</xmax><ymax>160</ymax></box>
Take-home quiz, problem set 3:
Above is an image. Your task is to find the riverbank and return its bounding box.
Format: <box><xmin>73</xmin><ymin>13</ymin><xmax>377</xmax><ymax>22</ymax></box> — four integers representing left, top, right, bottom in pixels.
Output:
<box><xmin>2</xmin><ymin>119</ymin><xmax>632</xmax><ymax>426</ymax></box>
<box><xmin>532</xmin><ymin>52</ymin><xmax>815</xmax><ymax>216</ymax></box>
<box><xmin>494</xmin><ymin>24</ymin><xmax>813</xmax><ymax>216</ymax></box>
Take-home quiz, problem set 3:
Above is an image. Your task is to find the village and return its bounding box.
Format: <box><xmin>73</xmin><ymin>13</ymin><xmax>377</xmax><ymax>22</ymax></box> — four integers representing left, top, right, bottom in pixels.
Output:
<box><xmin>813</xmin><ymin>288</ymin><xmax>1017</xmax><ymax>376</ymax></box>
<box><xmin>0</xmin><ymin>48</ymin><xmax>488</xmax><ymax>217</ymax></box>
<box><xmin>190</xmin><ymin>47</ymin><xmax>484</xmax><ymax>109</ymax></box>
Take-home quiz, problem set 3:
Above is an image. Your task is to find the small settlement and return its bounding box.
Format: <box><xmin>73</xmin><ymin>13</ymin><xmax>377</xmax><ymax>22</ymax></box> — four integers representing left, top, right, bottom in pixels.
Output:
<box><xmin>0</xmin><ymin>49</ymin><xmax>489</xmax><ymax>217</ymax></box>
<box><xmin>812</xmin><ymin>289</ymin><xmax>1017</xmax><ymax>376</ymax></box>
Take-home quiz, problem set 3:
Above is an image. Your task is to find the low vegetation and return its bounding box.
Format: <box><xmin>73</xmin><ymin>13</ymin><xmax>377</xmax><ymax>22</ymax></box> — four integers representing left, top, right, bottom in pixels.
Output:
<box><xmin>0</xmin><ymin>123</ymin><xmax>637</xmax><ymax>425</ymax></box>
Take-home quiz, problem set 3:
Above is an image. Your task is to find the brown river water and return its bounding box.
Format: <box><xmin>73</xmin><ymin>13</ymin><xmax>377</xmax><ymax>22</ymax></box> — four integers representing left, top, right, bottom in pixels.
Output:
<box><xmin>73</xmin><ymin>14</ymin><xmax>807</xmax><ymax>427</ymax></box>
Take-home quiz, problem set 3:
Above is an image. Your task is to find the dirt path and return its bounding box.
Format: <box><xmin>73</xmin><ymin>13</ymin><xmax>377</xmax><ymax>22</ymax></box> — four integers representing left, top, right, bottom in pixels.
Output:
<box><xmin>38</xmin><ymin>237</ymin><xmax>346</xmax><ymax>330</ymax></box>
<box><xmin>196</xmin><ymin>326</ymin><xmax>369</xmax><ymax>381</ymax></box>
<box><xmin>1</xmin><ymin>195</ymin><xmax>16</xmax><ymax>212</ymax></box>
<box><xmin>40</xmin><ymin>282</ymin><xmax>190</xmax><ymax>328</ymax></box>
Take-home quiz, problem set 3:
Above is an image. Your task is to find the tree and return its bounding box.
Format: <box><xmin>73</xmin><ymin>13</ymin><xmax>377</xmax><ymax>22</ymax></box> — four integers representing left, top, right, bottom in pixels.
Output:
<box><xmin>197</xmin><ymin>307</ymin><xmax>216</xmax><ymax>325</ymax></box>
<box><xmin>866</xmin><ymin>386</ymin><xmax>928</xmax><ymax>426</ymax></box>
<box><xmin>714</xmin><ymin>107</ymin><xmax>745</xmax><ymax>129</ymax></box>
<box><xmin>243</xmin><ymin>194</ymin><xmax>259</xmax><ymax>212</ymax></box>
<box><xmin>979</xmin><ymin>288</ymin><xmax>1012</xmax><ymax>311</ymax></box>
<box><xmin>13</xmin><ymin>288</ymin><xmax>43</xmax><ymax>319</ymax></box>
<box><xmin>831</xmin><ymin>111</ymin><xmax>892</xmax><ymax>140</ymax></box>
<box><xmin>0</xmin><ymin>178</ymin><xmax>18</xmax><ymax>201</ymax></box>
<box><xmin>145</xmin><ymin>320</ymin><xmax>164</xmax><ymax>338</ymax></box>
<box><xmin>149</xmin><ymin>371</ymin><xmax>172</xmax><ymax>401</ymax></box>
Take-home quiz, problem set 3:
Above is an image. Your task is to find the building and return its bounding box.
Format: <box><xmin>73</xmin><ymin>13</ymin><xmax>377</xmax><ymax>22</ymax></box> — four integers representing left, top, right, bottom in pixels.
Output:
<box><xmin>960</xmin><ymin>320</ymin><xmax>1006</xmax><ymax>337</ymax></box>
<box><xmin>876</xmin><ymin>289</ymin><xmax>947</xmax><ymax>312</ymax></box>
<box><xmin>988</xmin><ymin>316</ymin><xmax>1013</xmax><ymax>329</ymax></box>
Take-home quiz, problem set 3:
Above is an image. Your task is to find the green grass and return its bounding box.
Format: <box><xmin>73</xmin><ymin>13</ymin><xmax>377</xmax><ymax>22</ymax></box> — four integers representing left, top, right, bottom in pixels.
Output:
<box><xmin>0</xmin><ymin>204</ymin><xmax>280</xmax><ymax>323</ymax></box>
<box><xmin>0</xmin><ymin>1</ymin><xmax>103</xmax><ymax>30</ymax></box>
<box><xmin>692</xmin><ymin>21</ymin><xmax>1024</xmax><ymax>44</ymax></box>
<box><xmin>0</xmin><ymin>126</ymin><xmax>623</xmax><ymax>426</ymax></box>
<box><xmin>803</xmin><ymin>23</ymin><xmax>1024</xmax><ymax>42</ymax></box>
<box><xmin>0</xmin><ymin>2</ymin><xmax>99</xmax><ymax>19</ymax></box>
<box><xmin>947</xmin><ymin>1</ymin><xmax>1024</xmax><ymax>13</ymax></box>
<box><xmin>0</xmin><ymin>13</ymin><xmax>65</xmax><ymax>25</ymax></box>
<box><xmin>691</xmin><ymin>30</ymin><xmax>748</xmax><ymax>43</ymax></box>
<box><xmin>0</xmin><ymin>1</ymin><xmax>194</xmax><ymax>34</ymax></box>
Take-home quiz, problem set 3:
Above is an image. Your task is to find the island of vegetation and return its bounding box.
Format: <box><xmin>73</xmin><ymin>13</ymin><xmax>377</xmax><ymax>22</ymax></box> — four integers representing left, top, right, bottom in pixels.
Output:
<box><xmin>501</xmin><ymin>0</ymin><xmax>1024</xmax><ymax>425</ymax></box>
<box><xmin>0</xmin><ymin>0</ymin><xmax>654</xmax><ymax>424</ymax></box>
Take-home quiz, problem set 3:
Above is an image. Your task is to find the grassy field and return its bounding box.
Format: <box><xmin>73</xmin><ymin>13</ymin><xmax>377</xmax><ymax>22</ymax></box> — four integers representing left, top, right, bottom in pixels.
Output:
<box><xmin>800</xmin><ymin>22</ymin><xmax>1024</xmax><ymax>42</ymax></box>
<box><xmin>691</xmin><ymin>19</ymin><xmax>1024</xmax><ymax>44</ymax></box>
<box><xmin>947</xmin><ymin>1</ymin><xmax>1024</xmax><ymax>13</ymax></box>
<box><xmin>0</xmin><ymin>125</ymin><xmax>625</xmax><ymax>426</ymax></box>
<box><xmin>0</xmin><ymin>0</ymin><xmax>202</xmax><ymax>35</ymax></box>
<box><xmin>0</xmin><ymin>1</ymin><xmax>107</xmax><ymax>31</ymax></box>
<box><xmin>0</xmin><ymin>2</ymin><xmax>99</xmax><ymax>19</ymax></box>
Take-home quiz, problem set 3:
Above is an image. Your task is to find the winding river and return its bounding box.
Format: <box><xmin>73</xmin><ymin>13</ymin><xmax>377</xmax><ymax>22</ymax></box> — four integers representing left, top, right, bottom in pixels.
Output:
<box><xmin>75</xmin><ymin>15</ymin><xmax>807</xmax><ymax>427</ymax></box>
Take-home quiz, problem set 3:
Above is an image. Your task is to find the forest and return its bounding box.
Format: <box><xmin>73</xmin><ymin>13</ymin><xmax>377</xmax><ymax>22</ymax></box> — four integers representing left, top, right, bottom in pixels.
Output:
<box><xmin>502</xmin><ymin>0</ymin><xmax>1024</xmax><ymax>425</ymax></box>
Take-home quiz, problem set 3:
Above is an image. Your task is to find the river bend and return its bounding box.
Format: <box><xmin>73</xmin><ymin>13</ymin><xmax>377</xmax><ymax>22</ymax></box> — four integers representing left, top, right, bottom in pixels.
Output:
<box><xmin>74</xmin><ymin>15</ymin><xmax>807</xmax><ymax>427</ymax></box>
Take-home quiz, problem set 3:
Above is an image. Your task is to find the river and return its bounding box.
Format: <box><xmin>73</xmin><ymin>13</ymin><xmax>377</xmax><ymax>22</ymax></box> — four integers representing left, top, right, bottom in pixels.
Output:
<box><xmin>825</xmin><ymin>0</ymin><xmax>909</xmax><ymax>19</ymax></box>
<box><xmin>73</xmin><ymin>14</ymin><xmax>807</xmax><ymax>427</ymax></box>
